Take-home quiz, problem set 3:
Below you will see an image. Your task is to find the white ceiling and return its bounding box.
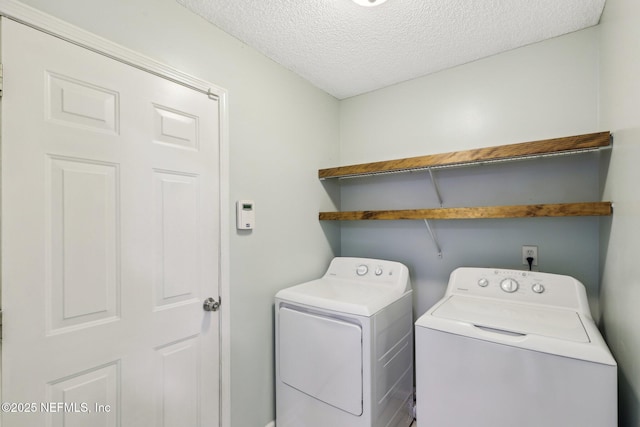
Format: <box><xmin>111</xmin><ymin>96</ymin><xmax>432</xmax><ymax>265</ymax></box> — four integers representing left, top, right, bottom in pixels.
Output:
<box><xmin>177</xmin><ymin>0</ymin><xmax>606</xmax><ymax>99</ymax></box>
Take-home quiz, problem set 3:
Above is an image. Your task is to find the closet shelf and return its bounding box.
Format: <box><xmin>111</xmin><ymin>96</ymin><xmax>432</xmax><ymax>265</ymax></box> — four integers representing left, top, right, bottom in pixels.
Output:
<box><xmin>318</xmin><ymin>131</ymin><xmax>611</xmax><ymax>180</ymax></box>
<box><xmin>319</xmin><ymin>202</ymin><xmax>613</xmax><ymax>221</ymax></box>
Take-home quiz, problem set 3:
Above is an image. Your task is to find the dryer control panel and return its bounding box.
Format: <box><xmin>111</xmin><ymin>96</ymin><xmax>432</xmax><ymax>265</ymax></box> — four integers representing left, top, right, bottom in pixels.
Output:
<box><xmin>446</xmin><ymin>267</ymin><xmax>590</xmax><ymax>314</ymax></box>
<box><xmin>323</xmin><ymin>257</ymin><xmax>411</xmax><ymax>293</ymax></box>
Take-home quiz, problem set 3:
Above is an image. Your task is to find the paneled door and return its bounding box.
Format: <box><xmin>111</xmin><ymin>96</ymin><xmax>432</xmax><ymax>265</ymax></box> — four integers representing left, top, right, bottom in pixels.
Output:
<box><xmin>1</xmin><ymin>18</ymin><xmax>221</xmax><ymax>426</ymax></box>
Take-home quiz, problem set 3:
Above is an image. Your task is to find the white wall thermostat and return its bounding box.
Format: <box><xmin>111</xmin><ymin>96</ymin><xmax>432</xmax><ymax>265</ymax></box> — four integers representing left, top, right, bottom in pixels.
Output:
<box><xmin>236</xmin><ymin>200</ymin><xmax>255</xmax><ymax>230</ymax></box>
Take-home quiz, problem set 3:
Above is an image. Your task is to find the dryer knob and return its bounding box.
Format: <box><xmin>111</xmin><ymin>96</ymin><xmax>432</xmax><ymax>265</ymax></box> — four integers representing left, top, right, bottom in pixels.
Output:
<box><xmin>375</xmin><ymin>266</ymin><xmax>383</xmax><ymax>276</ymax></box>
<box><xmin>478</xmin><ymin>278</ymin><xmax>489</xmax><ymax>287</ymax></box>
<box><xmin>356</xmin><ymin>264</ymin><xmax>368</xmax><ymax>276</ymax></box>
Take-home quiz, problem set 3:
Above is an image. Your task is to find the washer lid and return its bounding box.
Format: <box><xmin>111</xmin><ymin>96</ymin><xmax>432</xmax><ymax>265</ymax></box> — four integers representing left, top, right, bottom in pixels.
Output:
<box><xmin>431</xmin><ymin>295</ymin><xmax>589</xmax><ymax>343</ymax></box>
<box><xmin>275</xmin><ymin>277</ymin><xmax>410</xmax><ymax>316</ymax></box>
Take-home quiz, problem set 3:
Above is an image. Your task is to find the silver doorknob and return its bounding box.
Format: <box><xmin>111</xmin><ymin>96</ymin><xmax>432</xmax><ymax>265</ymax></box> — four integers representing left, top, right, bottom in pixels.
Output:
<box><xmin>203</xmin><ymin>297</ymin><xmax>220</xmax><ymax>312</ymax></box>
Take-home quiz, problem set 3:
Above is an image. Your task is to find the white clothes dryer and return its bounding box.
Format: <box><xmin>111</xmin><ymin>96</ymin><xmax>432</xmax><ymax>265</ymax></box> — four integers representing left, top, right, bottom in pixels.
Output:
<box><xmin>415</xmin><ymin>267</ymin><xmax>617</xmax><ymax>427</ymax></box>
<box><xmin>275</xmin><ymin>257</ymin><xmax>414</xmax><ymax>427</ymax></box>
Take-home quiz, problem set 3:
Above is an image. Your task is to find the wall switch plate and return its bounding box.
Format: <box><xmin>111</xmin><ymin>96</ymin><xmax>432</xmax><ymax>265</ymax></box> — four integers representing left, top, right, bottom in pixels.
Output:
<box><xmin>522</xmin><ymin>245</ymin><xmax>538</xmax><ymax>266</ymax></box>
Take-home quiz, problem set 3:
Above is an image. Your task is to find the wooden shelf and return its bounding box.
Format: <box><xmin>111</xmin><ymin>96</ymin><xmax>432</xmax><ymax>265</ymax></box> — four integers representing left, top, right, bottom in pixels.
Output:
<box><xmin>319</xmin><ymin>131</ymin><xmax>611</xmax><ymax>180</ymax></box>
<box><xmin>319</xmin><ymin>202</ymin><xmax>613</xmax><ymax>221</ymax></box>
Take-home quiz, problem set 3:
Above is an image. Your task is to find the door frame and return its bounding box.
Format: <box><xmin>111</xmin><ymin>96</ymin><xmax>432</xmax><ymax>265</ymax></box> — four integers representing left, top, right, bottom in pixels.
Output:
<box><xmin>0</xmin><ymin>1</ymin><xmax>231</xmax><ymax>426</ymax></box>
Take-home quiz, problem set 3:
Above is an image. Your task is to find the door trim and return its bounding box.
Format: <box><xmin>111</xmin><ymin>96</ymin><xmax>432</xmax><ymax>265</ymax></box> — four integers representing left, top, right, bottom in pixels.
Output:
<box><xmin>0</xmin><ymin>1</ymin><xmax>231</xmax><ymax>426</ymax></box>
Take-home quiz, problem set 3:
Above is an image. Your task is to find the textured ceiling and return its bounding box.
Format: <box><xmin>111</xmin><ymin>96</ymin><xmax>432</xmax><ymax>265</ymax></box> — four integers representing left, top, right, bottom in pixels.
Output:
<box><xmin>177</xmin><ymin>0</ymin><xmax>606</xmax><ymax>99</ymax></box>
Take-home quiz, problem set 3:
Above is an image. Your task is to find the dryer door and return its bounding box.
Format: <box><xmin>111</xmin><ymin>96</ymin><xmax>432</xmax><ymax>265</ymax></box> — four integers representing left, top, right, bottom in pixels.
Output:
<box><xmin>278</xmin><ymin>306</ymin><xmax>363</xmax><ymax>415</ymax></box>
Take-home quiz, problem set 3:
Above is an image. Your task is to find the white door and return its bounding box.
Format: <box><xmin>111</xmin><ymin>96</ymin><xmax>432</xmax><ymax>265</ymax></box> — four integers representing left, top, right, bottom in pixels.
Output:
<box><xmin>1</xmin><ymin>18</ymin><xmax>221</xmax><ymax>426</ymax></box>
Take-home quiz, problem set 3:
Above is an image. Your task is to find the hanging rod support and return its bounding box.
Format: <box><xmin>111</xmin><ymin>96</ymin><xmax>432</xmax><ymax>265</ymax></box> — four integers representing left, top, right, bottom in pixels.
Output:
<box><xmin>428</xmin><ymin>168</ymin><xmax>443</xmax><ymax>207</ymax></box>
<box><xmin>424</xmin><ymin>219</ymin><xmax>442</xmax><ymax>258</ymax></box>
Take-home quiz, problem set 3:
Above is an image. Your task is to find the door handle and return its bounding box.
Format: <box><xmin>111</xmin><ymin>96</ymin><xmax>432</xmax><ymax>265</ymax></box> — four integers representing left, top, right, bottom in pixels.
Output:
<box><xmin>203</xmin><ymin>297</ymin><xmax>221</xmax><ymax>312</ymax></box>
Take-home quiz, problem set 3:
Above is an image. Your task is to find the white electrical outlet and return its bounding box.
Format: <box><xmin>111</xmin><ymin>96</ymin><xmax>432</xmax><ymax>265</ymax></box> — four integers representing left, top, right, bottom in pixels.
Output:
<box><xmin>522</xmin><ymin>245</ymin><xmax>538</xmax><ymax>266</ymax></box>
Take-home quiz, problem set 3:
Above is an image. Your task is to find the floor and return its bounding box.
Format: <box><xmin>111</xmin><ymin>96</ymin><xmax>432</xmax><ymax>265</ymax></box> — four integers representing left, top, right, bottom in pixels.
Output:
<box><xmin>410</xmin><ymin>421</ymin><xmax>416</xmax><ymax>427</ymax></box>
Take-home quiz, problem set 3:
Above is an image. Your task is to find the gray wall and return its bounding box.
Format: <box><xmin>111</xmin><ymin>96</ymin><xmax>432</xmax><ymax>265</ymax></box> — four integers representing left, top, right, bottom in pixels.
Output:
<box><xmin>337</xmin><ymin>28</ymin><xmax>603</xmax><ymax>320</ymax></box>
<box><xmin>599</xmin><ymin>0</ymin><xmax>640</xmax><ymax>424</ymax></box>
<box><xmin>10</xmin><ymin>1</ymin><xmax>341</xmax><ymax>426</ymax></box>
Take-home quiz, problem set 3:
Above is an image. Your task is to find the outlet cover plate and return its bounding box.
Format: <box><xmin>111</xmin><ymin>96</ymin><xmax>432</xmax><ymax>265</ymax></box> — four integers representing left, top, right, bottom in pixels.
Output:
<box><xmin>522</xmin><ymin>245</ymin><xmax>538</xmax><ymax>266</ymax></box>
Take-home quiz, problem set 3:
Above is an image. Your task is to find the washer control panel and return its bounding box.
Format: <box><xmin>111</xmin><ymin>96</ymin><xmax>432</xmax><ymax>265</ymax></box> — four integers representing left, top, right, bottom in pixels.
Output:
<box><xmin>448</xmin><ymin>267</ymin><xmax>587</xmax><ymax>311</ymax></box>
<box><xmin>471</xmin><ymin>270</ymin><xmax>547</xmax><ymax>296</ymax></box>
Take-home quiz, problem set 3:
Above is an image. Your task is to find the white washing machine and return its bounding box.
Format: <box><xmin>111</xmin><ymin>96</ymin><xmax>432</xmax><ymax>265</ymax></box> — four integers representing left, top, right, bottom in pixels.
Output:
<box><xmin>275</xmin><ymin>257</ymin><xmax>414</xmax><ymax>427</ymax></box>
<box><xmin>415</xmin><ymin>267</ymin><xmax>617</xmax><ymax>427</ymax></box>
<box><xmin>416</xmin><ymin>268</ymin><xmax>617</xmax><ymax>427</ymax></box>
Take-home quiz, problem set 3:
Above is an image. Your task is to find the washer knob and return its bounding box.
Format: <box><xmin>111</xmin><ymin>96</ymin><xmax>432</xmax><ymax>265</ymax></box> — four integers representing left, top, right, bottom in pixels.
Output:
<box><xmin>356</xmin><ymin>264</ymin><xmax>368</xmax><ymax>276</ymax></box>
<box><xmin>375</xmin><ymin>266</ymin><xmax>383</xmax><ymax>276</ymax></box>
<box><xmin>532</xmin><ymin>283</ymin><xmax>545</xmax><ymax>294</ymax></box>
<box><xmin>478</xmin><ymin>278</ymin><xmax>489</xmax><ymax>287</ymax></box>
<box><xmin>500</xmin><ymin>278</ymin><xmax>519</xmax><ymax>293</ymax></box>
